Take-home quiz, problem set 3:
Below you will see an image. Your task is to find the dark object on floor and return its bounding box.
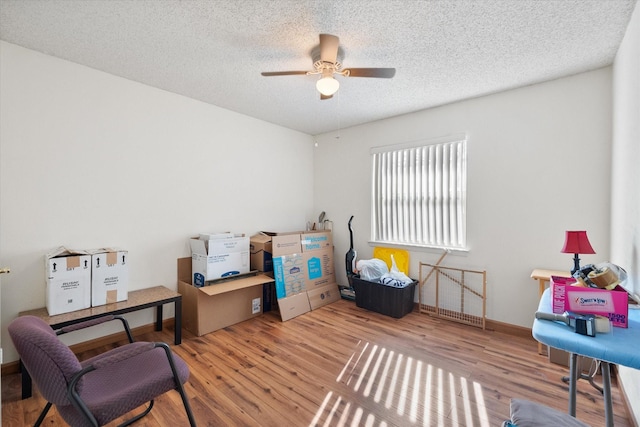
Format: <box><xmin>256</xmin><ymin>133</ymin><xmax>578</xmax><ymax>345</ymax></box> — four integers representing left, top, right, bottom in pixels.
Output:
<box><xmin>351</xmin><ymin>276</ymin><xmax>418</xmax><ymax>318</ymax></box>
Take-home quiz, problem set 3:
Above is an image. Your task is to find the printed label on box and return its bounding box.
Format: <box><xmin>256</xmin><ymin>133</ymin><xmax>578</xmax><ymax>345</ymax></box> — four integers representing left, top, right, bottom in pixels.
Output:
<box><xmin>568</xmin><ymin>290</ymin><xmax>615</xmax><ymax>312</ymax></box>
<box><xmin>252</xmin><ymin>297</ymin><xmax>261</xmax><ymax>314</ymax></box>
<box><xmin>300</xmin><ymin>231</ymin><xmax>333</xmax><ymax>252</ymax></box>
<box><xmin>302</xmin><ymin>247</ymin><xmax>334</xmax><ymax>289</ymax></box>
<box><xmin>307</xmin><ymin>256</ymin><xmax>322</xmax><ymax>280</ymax></box>
<box><xmin>273</xmin><ymin>254</ymin><xmax>306</xmax><ymax>298</ymax></box>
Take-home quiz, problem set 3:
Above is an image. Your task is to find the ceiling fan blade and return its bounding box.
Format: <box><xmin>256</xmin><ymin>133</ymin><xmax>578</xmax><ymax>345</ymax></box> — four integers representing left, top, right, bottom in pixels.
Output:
<box><xmin>261</xmin><ymin>71</ymin><xmax>309</xmax><ymax>76</ymax></box>
<box><xmin>320</xmin><ymin>93</ymin><xmax>333</xmax><ymax>100</ymax></box>
<box><xmin>344</xmin><ymin>68</ymin><xmax>396</xmax><ymax>78</ymax></box>
<box><xmin>319</xmin><ymin>34</ymin><xmax>339</xmax><ymax>63</ymax></box>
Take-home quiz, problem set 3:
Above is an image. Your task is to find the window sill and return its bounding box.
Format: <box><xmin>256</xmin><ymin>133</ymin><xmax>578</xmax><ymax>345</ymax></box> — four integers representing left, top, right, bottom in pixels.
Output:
<box><xmin>367</xmin><ymin>241</ymin><xmax>469</xmax><ymax>255</ymax></box>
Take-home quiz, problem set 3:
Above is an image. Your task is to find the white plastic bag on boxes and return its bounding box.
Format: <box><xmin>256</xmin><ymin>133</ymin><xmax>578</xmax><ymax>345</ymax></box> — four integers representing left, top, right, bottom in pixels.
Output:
<box><xmin>380</xmin><ymin>254</ymin><xmax>413</xmax><ymax>288</ymax></box>
<box><xmin>356</xmin><ymin>258</ymin><xmax>389</xmax><ymax>281</ymax></box>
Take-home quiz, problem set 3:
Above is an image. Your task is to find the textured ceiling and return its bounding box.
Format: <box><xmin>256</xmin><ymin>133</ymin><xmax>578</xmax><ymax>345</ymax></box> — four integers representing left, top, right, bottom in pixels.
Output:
<box><xmin>0</xmin><ymin>0</ymin><xmax>637</xmax><ymax>135</ymax></box>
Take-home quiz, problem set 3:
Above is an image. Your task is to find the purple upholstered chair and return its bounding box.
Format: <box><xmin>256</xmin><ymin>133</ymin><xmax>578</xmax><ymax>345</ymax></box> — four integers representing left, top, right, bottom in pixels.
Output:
<box><xmin>9</xmin><ymin>315</ymin><xmax>196</xmax><ymax>426</ymax></box>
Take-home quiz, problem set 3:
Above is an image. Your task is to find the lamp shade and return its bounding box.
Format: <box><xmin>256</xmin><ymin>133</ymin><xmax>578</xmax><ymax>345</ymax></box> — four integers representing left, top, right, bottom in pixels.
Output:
<box><xmin>316</xmin><ymin>76</ymin><xmax>339</xmax><ymax>96</ymax></box>
<box><xmin>316</xmin><ymin>69</ymin><xmax>339</xmax><ymax>96</ymax></box>
<box><xmin>561</xmin><ymin>230</ymin><xmax>596</xmax><ymax>254</ymax></box>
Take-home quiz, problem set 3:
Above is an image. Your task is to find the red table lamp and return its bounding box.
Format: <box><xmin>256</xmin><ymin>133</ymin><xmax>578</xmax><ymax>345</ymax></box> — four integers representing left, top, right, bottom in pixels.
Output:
<box><xmin>561</xmin><ymin>230</ymin><xmax>596</xmax><ymax>275</ymax></box>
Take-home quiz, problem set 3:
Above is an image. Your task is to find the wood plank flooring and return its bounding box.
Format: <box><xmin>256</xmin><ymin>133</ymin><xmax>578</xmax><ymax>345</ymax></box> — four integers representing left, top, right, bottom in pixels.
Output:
<box><xmin>2</xmin><ymin>299</ymin><xmax>633</xmax><ymax>426</ymax></box>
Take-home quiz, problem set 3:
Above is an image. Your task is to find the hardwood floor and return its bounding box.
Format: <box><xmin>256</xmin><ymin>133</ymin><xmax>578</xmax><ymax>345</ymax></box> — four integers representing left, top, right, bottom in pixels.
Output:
<box><xmin>2</xmin><ymin>299</ymin><xmax>633</xmax><ymax>426</ymax></box>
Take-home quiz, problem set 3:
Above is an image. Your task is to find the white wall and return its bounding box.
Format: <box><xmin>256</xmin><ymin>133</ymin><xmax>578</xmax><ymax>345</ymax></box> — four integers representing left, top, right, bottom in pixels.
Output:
<box><xmin>612</xmin><ymin>1</ymin><xmax>640</xmax><ymax>423</ymax></box>
<box><xmin>314</xmin><ymin>68</ymin><xmax>612</xmax><ymax>329</ymax></box>
<box><xmin>0</xmin><ymin>41</ymin><xmax>315</xmax><ymax>363</ymax></box>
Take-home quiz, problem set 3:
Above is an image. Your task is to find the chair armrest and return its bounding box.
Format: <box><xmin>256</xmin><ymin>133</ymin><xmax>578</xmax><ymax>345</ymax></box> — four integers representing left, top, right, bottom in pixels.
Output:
<box><xmin>71</xmin><ymin>342</ymin><xmax>178</xmax><ymax>380</ymax></box>
<box><xmin>90</xmin><ymin>342</ymin><xmax>156</xmax><ymax>369</ymax></box>
<box><xmin>56</xmin><ymin>315</ymin><xmax>135</xmax><ymax>343</ymax></box>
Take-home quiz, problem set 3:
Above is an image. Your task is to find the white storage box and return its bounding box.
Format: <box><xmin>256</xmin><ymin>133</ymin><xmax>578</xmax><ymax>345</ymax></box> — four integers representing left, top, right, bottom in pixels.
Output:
<box><xmin>45</xmin><ymin>247</ymin><xmax>92</xmax><ymax>315</ymax></box>
<box><xmin>90</xmin><ymin>248</ymin><xmax>129</xmax><ymax>306</ymax></box>
<box><xmin>190</xmin><ymin>234</ymin><xmax>250</xmax><ymax>285</ymax></box>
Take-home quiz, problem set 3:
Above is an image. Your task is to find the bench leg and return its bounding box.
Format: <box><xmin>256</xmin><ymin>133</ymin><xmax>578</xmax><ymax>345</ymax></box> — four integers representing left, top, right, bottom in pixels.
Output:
<box><xmin>155</xmin><ymin>304</ymin><xmax>163</xmax><ymax>332</ymax></box>
<box><xmin>155</xmin><ymin>299</ymin><xmax>182</xmax><ymax>345</ymax></box>
<box><xmin>175</xmin><ymin>298</ymin><xmax>182</xmax><ymax>345</ymax></box>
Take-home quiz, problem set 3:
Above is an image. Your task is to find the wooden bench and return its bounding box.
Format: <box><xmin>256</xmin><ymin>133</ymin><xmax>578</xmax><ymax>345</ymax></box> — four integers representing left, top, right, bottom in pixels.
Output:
<box><xmin>18</xmin><ymin>285</ymin><xmax>182</xmax><ymax>399</ymax></box>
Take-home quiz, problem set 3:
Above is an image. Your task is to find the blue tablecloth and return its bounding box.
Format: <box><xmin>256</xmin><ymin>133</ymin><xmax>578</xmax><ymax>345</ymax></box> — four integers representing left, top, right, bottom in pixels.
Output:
<box><xmin>532</xmin><ymin>288</ymin><xmax>640</xmax><ymax>369</ymax></box>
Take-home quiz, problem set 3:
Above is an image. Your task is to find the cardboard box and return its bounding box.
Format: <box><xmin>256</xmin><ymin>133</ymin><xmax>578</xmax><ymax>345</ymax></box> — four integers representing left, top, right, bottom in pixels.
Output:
<box><xmin>267</xmin><ymin>230</ymin><xmax>335</xmax><ymax>303</ymax></box>
<box><xmin>551</xmin><ymin>276</ymin><xmax>629</xmax><ymax>327</ymax></box>
<box><xmin>90</xmin><ymin>248</ymin><xmax>128</xmax><ymax>307</ymax></box>
<box><xmin>45</xmin><ymin>247</ymin><xmax>92</xmax><ymax>315</ymax></box>
<box><xmin>272</xmin><ymin>253</ymin><xmax>306</xmax><ymax>298</ymax></box>
<box><xmin>177</xmin><ymin>258</ymin><xmax>272</xmax><ymax>336</ymax></box>
<box><xmin>270</xmin><ymin>230</ymin><xmax>335</xmax><ymax>294</ymax></box>
<box><xmin>276</xmin><ymin>291</ymin><xmax>311</xmax><ymax>321</ymax></box>
<box><xmin>250</xmin><ymin>233</ymin><xmax>273</xmax><ymax>272</ymax></box>
<box><xmin>198</xmin><ymin>232</ymin><xmax>241</xmax><ymax>240</ymax></box>
<box><xmin>190</xmin><ymin>235</ymin><xmax>250</xmax><ymax>285</ymax></box>
<box><xmin>307</xmin><ymin>282</ymin><xmax>340</xmax><ymax>310</ymax></box>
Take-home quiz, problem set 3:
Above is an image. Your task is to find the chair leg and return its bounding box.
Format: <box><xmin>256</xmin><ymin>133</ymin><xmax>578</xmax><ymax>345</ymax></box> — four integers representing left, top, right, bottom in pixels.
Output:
<box><xmin>156</xmin><ymin>342</ymin><xmax>197</xmax><ymax>426</ymax></box>
<box><xmin>175</xmin><ymin>383</ymin><xmax>197</xmax><ymax>427</ymax></box>
<box><xmin>34</xmin><ymin>402</ymin><xmax>52</xmax><ymax>427</ymax></box>
<box><xmin>117</xmin><ymin>400</ymin><xmax>154</xmax><ymax>427</ymax></box>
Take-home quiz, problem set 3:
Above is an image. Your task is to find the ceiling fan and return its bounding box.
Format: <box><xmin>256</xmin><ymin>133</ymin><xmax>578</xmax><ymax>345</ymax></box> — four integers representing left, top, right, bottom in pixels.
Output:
<box><xmin>261</xmin><ymin>34</ymin><xmax>396</xmax><ymax>100</ymax></box>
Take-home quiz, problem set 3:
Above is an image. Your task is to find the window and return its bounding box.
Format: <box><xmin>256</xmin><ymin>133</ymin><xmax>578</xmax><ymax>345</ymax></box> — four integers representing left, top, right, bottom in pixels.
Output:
<box><xmin>371</xmin><ymin>134</ymin><xmax>467</xmax><ymax>250</ymax></box>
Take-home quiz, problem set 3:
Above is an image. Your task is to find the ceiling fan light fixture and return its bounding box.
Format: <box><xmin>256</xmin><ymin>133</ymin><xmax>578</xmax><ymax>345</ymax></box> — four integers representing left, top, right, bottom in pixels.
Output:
<box><xmin>262</xmin><ymin>34</ymin><xmax>395</xmax><ymax>99</ymax></box>
<box><xmin>316</xmin><ymin>75</ymin><xmax>339</xmax><ymax>96</ymax></box>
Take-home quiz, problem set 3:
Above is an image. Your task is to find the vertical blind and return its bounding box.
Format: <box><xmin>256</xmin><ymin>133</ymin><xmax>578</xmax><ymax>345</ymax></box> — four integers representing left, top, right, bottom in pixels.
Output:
<box><xmin>371</xmin><ymin>135</ymin><xmax>467</xmax><ymax>249</ymax></box>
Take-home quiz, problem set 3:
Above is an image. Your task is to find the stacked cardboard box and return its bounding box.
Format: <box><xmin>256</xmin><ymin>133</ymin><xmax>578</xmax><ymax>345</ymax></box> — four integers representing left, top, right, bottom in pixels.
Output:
<box><xmin>45</xmin><ymin>247</ymin><xmax>129</xmax><ymax>316</ymax></box>
<box><xmin>177</xmin><ymin>257</ymin><xmax>273</xmax><ymax>336</ymax></box>
<box><xmin>90</xmin><ymin>248</ymin><xmax>129</xmax><ymax>306</ymax></box>
<box><xmin>250</xmin><ymin>233</ymin><xmax>276</xmax><ymax>312</ymax></box>
<box><xmin>270</xmin><ymin>232</ymin><xmax>308</xmax><ymax>320</ymax></box>
<box><xmin>46</xmin><ymin>248</ymin><xmax>92</xmax><ymax>315</ymax></box>
<box><xmin>250</xmin><ymin>233</ymin><xmax>273</xmax><ymax>272</ymax></box>
<box><xmin>189</xmin><ymin>233</ymin><xmax>250</xmax><ymax>286</ymax></box>
<box><xmin>271</xmin><ymin>230</ymin><xmax>340</xmax><ymax>321</ymax></box>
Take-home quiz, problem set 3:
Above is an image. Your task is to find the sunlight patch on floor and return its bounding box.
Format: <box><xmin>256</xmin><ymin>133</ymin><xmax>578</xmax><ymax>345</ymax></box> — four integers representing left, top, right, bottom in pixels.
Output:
<box><xmin>309</xmin><ymin>340</ymin><xmax>490</xmax><ymax>426</ymax></box>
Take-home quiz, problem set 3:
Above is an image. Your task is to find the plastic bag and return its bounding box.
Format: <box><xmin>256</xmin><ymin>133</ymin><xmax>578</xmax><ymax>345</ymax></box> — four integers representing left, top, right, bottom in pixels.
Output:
<box><xmin>356</xmin><ymin>258</ymin><xmax>389</xmax><ymax>281</ymax></box>
<box><xmin>380</xmin><ymin>254</ymin><xmax>413</xmax><ymax>287</ymax></box>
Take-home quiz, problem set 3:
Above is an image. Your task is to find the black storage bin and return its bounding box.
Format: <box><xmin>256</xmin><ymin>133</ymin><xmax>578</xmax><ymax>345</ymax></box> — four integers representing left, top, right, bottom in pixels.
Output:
<box><xmin>350</xmin><ymin>275</ymin><xmax>417</xmax><ymax>318</ymax></box>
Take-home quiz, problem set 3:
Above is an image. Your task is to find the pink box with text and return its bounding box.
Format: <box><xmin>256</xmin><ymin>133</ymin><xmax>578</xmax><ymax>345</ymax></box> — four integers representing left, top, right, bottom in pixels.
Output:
<box><xmin>551</xmin><ymin>276</ymin><xmax>629</xmax><ymax>328</ymax></box>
